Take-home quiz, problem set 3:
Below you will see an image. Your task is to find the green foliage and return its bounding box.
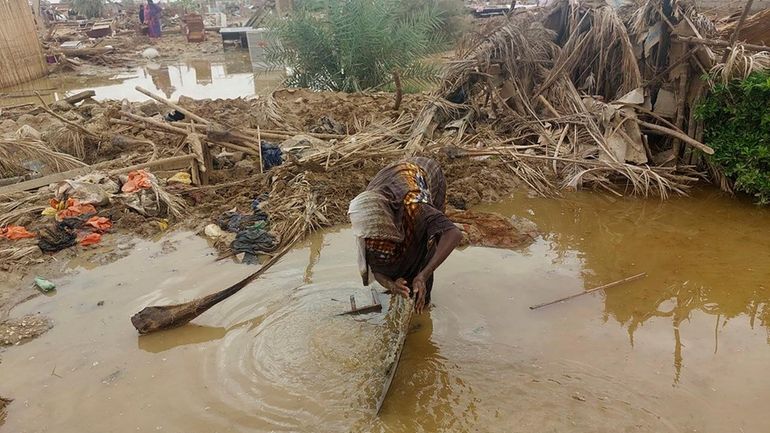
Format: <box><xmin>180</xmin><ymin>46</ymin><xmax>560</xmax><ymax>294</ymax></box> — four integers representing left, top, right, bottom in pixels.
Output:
<box><xmin>72</xmin><ymin>0</ymin><xmax>104</xmax><ymax>18</ymax></box>
<box><xmin>396</xmin><ymin>0</ymin><xmax>469</xmax><ymax>42</ymax></box>
<box><xmin>267</xmin><ymin>0</ymin><xmax>447</xmax><ymax>92</ymax></box>
<box><xmin>177</xmin><ymin>0</ymin><xmax>201</xmax><ymax>12</ymax></box>
<box><xmin>696</xmin><ymin>72</ymin><xmax>770</xmax><ymax>204</ymax></box>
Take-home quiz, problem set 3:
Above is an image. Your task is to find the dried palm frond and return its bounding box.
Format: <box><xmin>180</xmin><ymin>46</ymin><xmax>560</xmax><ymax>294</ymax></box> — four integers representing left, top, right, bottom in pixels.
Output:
<box><xmin>45</xmin><ymin>125</ymin><xmax>86</xmax><ymax>160</ymax></box>
<box><xmin>0</xmin><ymin>205</ymin><xmax>46</xmax><ymax>227</ymax></box>
<box><xmin>552</xmin><ymin>1</ymin><xmax>641</xmax><ymax>101</ymax></box>
<box><xmin>0</xmin><ymin>138</ymin><xmax>86</xmax><ymax>177</ymax></box>
<box><xmin>148</xmin><ymin>175</ymin><xmax>185</xmax><ymax>219</ymax></box>
<box><xmin>0</xmin><ymin>246</ymin><xmax>39</xmax><ymax>263</ymax></box>
<box><xmin>252</xmin><ymin>91</ymin><xmax>286</xmax><ymax>129</ymax></box>
<box><xmin>710</xmin><ymin>46</ymin><xmax>770</xmax><ymax>85</ymax></box>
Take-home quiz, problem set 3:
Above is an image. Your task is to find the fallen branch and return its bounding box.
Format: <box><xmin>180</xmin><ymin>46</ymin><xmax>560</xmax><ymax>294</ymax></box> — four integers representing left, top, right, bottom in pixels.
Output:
<box><xmin>529</xmin><ymin>272</ymin><xmax>647</xmax><ymax>310</ymax></box>
<box><xmin>131</xmin><ymin>238</ymin><xmax>299</xmax><ymax>334</ymax></box>
<box><xmin>635</xmin><ymin>119</ymin><xmax>714</xmax><ymax>155</ymax></box>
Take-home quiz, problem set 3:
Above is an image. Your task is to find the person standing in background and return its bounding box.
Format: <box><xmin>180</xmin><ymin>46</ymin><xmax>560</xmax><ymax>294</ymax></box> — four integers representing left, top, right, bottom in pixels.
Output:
<box><xmin>146</xmin><ymin>0</ymin><xmax>162</xmax><ymax>38</ymax></box>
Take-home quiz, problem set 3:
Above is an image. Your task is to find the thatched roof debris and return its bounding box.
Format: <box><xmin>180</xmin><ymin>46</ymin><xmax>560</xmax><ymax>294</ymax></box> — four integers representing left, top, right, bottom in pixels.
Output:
<box><xmin>406</xmin><ymin>0</ymin><xmax>769</xmax><ymax>198</ymax></box>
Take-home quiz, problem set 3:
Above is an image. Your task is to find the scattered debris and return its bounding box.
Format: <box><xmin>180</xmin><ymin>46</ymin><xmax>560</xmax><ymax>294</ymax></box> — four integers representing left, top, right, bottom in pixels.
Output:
<box><xmin>0</xmin><ymin>314</ymin><xmax>53</xmax><ymax>346</ymax></box>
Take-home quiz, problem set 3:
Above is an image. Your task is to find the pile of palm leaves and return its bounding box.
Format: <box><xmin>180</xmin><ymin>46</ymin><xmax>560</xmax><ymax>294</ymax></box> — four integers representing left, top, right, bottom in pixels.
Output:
<box><xmin>404</xmin><ymin>0</ymin><xmax>715</xmax><ymax>198</ymax></box>
<box><xmin>0</xmin><ymin>138</ymin><xmax>86</xmax><ymax>178</ymax></box>
<box><xmin>266</xmin><ymin>0</ymin><xmax>445</xmax><ymax>92</ymax></box>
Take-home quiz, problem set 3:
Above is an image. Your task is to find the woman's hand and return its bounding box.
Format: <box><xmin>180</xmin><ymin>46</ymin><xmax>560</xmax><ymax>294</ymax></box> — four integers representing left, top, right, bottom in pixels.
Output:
<box><xmin>390</xmin><ymin>278</ymin><xmax>410</xmax><ymax>298</ymax></box>
<box><xmin>412</xmin><ymin>273</ymin><xmax>428</xmax><ymax>314</ymax></box>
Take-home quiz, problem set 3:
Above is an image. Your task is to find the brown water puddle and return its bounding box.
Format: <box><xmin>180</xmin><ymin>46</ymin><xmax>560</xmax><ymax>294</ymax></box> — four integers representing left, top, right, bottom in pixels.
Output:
<box><xmin>1</xmin><ymin>53</ymin><xmax>284</xmax><ymax>107</ymax></box>
<box><xmin>2</xmin><ymin>189</ymin><xmax>770</xmax><ymax>432</ymax></box>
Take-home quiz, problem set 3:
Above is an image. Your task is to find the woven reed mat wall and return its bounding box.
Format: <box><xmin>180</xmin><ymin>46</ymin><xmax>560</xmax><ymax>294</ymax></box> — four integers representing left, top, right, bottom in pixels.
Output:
<box><xmin>0</xmin><ymin>0</ymin><xmax>48</xmax><ymax>88</ymax></box>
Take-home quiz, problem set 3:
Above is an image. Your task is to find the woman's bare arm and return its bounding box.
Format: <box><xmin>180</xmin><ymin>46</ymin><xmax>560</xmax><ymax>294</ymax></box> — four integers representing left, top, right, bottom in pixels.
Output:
<box><xmin>412</xmin><ymin>227</ymin><xmax>462</xmax><ymax>313</ymax></box>
<box><xmin>373</xmin><ymin>272</ymin><xmax>410</xmax><ymax>298</ymax></box>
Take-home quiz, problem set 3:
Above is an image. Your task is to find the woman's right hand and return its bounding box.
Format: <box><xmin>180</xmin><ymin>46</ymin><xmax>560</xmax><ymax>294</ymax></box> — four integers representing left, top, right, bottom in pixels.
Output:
<box><xmin>390</xmin><ymin>278</ymin><xmax>410</xmax><ymax>298</ymax></box>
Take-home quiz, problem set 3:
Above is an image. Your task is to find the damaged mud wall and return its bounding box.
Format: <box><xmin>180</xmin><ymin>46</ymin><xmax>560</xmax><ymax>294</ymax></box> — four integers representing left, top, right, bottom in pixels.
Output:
<box><xmin>0</xmin><ymin>0</ymin><xmax>48</xmax><ymax>88</ymax></box>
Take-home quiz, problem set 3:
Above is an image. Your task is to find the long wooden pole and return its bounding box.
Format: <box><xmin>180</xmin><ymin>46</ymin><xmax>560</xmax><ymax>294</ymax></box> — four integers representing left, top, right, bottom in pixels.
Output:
<box><xmin>529</xmin><ymin>272</ymin><xmax>647</xmax><ymax>310</ymax></box>
<box><xmin>721</xmin><ymin>0</ymin><xmax>755</xmax><ymax>63</ymax></box>
<box><xmin>135</xmin><ymin>86</ymin><xmax>210</xmax><ymax>125</ymax></box>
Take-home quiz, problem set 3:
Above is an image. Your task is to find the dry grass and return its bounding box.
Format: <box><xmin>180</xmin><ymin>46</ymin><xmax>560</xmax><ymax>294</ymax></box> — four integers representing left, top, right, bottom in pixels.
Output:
<box><xmin>0</xmin><ymin>138</ymin><xmax>86</xmax><ymax>178</ymax></box>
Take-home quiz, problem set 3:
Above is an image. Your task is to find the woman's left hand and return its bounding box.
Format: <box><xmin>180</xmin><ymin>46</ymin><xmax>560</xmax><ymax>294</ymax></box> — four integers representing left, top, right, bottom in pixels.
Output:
<box><xmin>412</xmin><ymin>273</ymin><xmax>428</xmax><ymax>314</ymax></box>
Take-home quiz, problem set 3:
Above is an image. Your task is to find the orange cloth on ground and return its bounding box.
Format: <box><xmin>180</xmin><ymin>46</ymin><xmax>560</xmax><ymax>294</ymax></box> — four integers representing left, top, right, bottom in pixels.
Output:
<box><xmin>122</xmin><ymin>170</ymin><xmax>153</xmax><ymax>193</ymax></box>
<box><xmin>52</xmin><ymin>198</ymin><xmax>97</xmax><ymax>221</ymax></box>
<box><xmin>85</xmin><ymin>216</ymin><xmax>112</xmax><ymax>232</ymax></box>
<box><xmin>79</xmin><ymin>233</ymin><xmax>102</xmax><ymax>246</ymax></box>
<box><xmin>1</xmin><ymin>225</ymin><xmax>35</xmax><ymax>240</ymax></box>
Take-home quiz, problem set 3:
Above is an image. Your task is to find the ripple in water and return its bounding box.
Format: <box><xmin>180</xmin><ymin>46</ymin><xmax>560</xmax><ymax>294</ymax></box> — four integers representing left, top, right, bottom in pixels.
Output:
<box><xmin>201</xmin><ymin>275</ymin><xmax>413</xmax><ymax>432</ymax></box>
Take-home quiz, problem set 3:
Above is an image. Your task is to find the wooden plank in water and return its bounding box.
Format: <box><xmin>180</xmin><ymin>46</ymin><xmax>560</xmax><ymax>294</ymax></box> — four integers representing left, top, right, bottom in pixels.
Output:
<box><xmin>376</xmin><ymin>296</ymin><xmax>414</xmax><ymax>414</ymax></box>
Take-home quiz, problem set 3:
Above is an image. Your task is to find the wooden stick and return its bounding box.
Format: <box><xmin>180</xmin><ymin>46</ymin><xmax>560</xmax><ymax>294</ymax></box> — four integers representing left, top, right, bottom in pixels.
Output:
<box><xmin>643</xmin><ymin>46</ymin><xmax>700</xmax><ymax>87</ymax></box>
<box><xmin>120</xmin><ymin>111</ymin><xmax>189</xmax><ymax>135</ymax></box>
<box><xmin>635</xmin><ymin>119</ymin><xmax>714</xmax><ymax>155</ymax></box>
<box><xmin>134</xmin><ymin>86</ymin><xmax>210</xmax><ymax>125</ymax></box>
<box><xmin>110</xmin><ymin>154</ymin><xmax>196</xmax><ymax>174</ymax></box>
<box><xmin>257</xmin><ymin>125</ymin><xmax>264</xmax><ymax>174</ymax></box>
<box><xmin>722</xmin><ymin>0</ymin><xmax>754</xmax><ymax>63</ymax></box>
<box><xmin>393</xmin><ymin>70</ymin><xmax>403</xmax><ymax>111</ymax></box>
<box><xmin>538</xmin><ymin>95</ymin><xmax>560</xmax><ymax>118</ymax></box>
<box><xmin>211</xmin><ymin>140</ymin><xmax>261</xmax><ymax>157</ymax></box>
<box><xmin>673</xmin><ymin>36</ymin><xmax>770</xmax><ymax>53</ymax></box>
<box><xmin>529</xmin><ymin>272</ymin><xmax>647</xmax><ymax>310</ymax></box>
<box><xmin>39</xmin><ymin>105</ymin><xmax>99</xmax><ymax>138</ymax></box>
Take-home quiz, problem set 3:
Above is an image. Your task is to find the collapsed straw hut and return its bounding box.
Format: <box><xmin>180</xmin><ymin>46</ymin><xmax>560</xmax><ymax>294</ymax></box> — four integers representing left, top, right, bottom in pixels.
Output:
<box><xmin>0</xmin><ymin>0</ymin><xmax>48</xmax><ymax>88</ymax></box>
<box><xmin>404</xmin><ymin>0</ymin><xmax>749</xmax><ymax>198</ymax></box>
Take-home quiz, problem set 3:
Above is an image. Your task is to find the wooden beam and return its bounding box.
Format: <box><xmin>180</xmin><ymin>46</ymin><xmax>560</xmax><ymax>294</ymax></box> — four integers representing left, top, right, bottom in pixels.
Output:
<box><xmin>0</xmin><ymin>166</ymin><xmax>92</xmax><ymax>195</ymax></box>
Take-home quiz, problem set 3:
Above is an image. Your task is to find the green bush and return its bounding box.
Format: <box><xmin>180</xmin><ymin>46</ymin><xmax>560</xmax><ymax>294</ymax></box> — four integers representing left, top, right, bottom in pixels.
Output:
<box><xmin>72</xmin><ymin>0</ymin><xmax>104</xmax><ymax>18</ymax></box>
<box><xmin>695</xmin><ymin>72</ymin><xmax>770</xmax><ymax>204</ymax></box>
<box><xmin>267</xmin><ymin>0</ymin><xmax>447</xmax><ymax>92</ymax></box>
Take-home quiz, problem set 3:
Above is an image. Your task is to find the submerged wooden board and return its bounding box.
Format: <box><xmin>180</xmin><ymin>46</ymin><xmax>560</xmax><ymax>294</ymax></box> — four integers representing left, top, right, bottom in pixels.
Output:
<box><xmin>375</xmin><ymin>295</ymin><xmax>414</xmax><ymax>414</ymax></box>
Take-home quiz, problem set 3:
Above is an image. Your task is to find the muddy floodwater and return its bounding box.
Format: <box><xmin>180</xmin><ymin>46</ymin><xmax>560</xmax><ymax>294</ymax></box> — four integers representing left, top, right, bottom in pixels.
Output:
<box><xmin>1</xmin><ymin>53</ymin><xmax>284</xmax><ymax>107</ymax></box>
<box><xmin>2</xmin><ymin>189</ymin><xmax>770</xmax><ymax>432</ymax></box>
